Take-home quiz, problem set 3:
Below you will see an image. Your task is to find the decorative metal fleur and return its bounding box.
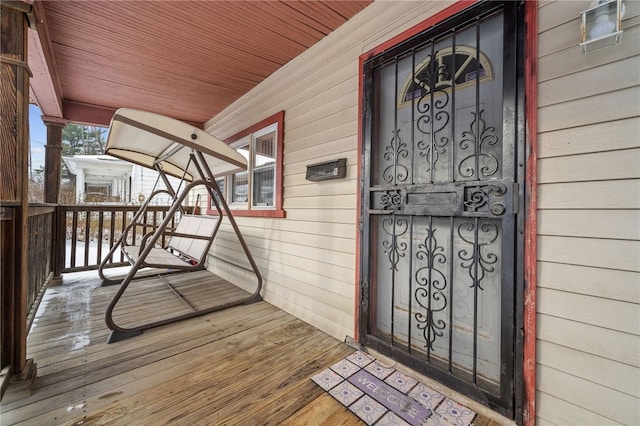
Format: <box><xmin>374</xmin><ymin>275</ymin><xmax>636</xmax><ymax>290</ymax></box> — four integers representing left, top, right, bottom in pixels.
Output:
<box><xmin>414</xmin><ymin>225</ymin><xmax>448</xmax><ymax>350</ymax></box>
<box><xmin>457</xmin><ymin>221</ymin><xmax>499</xmax><ymax>290</ymax></box>
<box><xmin>415</xmin><ymin>59</ymin><xmax>451</xmax><ymax>175</ymax></box>
<box><xmin>417</xmin><ymin>136</ymin><xmax>449</xmax><ymax>175</ymax></box>
<box><xmin>415</xmin><ymin>56</ymin><xmax>451</xmax><ymax>103</ymax></box>
<box><xmin>383</xmin><ymin>129</ymin><xmax>409</xmax><ymax>184</ymax></box>
<box><xmin>381</xmin><ymin>216</ymin><xmax>408</xmax><ymax>271</ymax></box>
<box><xmin>458</xmin><ymin>109</ymin><xmax>499</xmax><ymax>179</ymax></box>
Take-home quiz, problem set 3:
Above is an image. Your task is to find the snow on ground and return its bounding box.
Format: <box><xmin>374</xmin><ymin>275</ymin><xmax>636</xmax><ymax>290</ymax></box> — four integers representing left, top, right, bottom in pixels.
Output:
<box><xmin>65</xmin><ymin>239</ymin><xmax>117</xmax><ymax>268</ymax></box>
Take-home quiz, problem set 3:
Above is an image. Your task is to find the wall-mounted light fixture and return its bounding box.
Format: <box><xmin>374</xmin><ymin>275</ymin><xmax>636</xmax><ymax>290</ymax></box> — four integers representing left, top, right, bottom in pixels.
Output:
<box><xmin>580</xmin><ymin>0</ymin><xmax>625</xmax><ymax>54</ymax></box>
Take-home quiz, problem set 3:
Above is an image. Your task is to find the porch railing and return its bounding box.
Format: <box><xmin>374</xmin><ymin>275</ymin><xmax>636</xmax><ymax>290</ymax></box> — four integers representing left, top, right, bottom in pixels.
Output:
<box><xmin>0</xmin><ymin>203</ymin><xmax>176</xmax><ymax>339</ymax></box>
<box><xmin>0</xmin><ymin>203</ymin><xmax>57</xmax><ymax>333</ymax></box>
<box><xmin>27</xmin><ymin>205</ymin><xmax>55</xmax><ymax>324</ymax></box>
<box><xmin>58</xmin><ymin>204</ymin><xmax>174</xmax><ymax>273</ymax></box>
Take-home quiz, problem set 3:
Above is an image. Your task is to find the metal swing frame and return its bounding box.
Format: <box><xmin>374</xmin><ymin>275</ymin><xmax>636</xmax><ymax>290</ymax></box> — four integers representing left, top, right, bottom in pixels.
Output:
<box><xmin>98</xmin><ymin>164</ymin><xmax>188</xmax><ymax>286</ymax></box>
<box><xmin>98</xmin><ymin>109</ymin><xmax>263</xmax><ymax>343</ymax></box>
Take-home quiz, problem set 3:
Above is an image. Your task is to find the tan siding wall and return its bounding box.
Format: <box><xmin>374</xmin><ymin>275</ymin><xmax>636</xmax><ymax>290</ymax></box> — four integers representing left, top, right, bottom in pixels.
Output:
<box><xmin>200</xmin><ymin>0</ymin><xmax>640</xmax><ymax>422</ymax></box>
<box><xmin>201</xmin><ymin>1</ymin><xmax>457</xmax><ymax>341</ymax></box>
<box><xmin>536</xmin><ymin>1</ymin><xmax>640</xmax><ymax>424</ymax></box>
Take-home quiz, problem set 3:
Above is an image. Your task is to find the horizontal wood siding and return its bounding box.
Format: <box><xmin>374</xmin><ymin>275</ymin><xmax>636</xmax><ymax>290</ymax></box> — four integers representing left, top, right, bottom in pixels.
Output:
<box><xmin>201</xmin><ymin>2</ymin><xmax>640</xmax><ymax>422</ymax></box>
<box><xmin>536</xmin><ymin>1</ymin><xmax>640</xmax><ymax>424</ymax></box>
<box><xmin>202</xmin><ymin>1</ymin><xmax>453</xmax><ymax>340</ymax></box>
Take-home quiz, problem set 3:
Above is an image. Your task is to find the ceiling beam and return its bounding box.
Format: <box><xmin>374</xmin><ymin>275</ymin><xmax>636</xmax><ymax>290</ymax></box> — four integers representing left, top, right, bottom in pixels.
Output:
<box><xmin>62</xmin><ymin>100</ymin><xmax>117</xmax><ymax>127</ymax></box>
<box><xmin>27</xmin><ymin>0</ymin><xmax>63</xmax><ymax>118</ymax></box>
<box><xmin>62</xmin><ymin>99</ymin><xmax>204</xmax><ymax>129</ymax></box>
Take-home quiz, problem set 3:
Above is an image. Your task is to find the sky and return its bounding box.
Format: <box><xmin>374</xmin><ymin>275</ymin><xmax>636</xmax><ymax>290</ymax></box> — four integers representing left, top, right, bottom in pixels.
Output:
<box><xmin>29</xmin><ymin>104</ymin><xmax>47</xmax><ymax>171</ymax></box>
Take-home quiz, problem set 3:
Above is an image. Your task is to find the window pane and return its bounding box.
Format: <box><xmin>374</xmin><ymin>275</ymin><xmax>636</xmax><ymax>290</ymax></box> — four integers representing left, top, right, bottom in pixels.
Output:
<box><xmin>229</xmin><ymin>140</ymin><xmax>250</xmax><ymax>206</ymax></box>
<box><xmin>215</xmin><ymin>177</ymin><xmax>225</xmax><ymax>198</ymax></box>
<box><xmin>254</xmin><ymin>131</ymin><xmax>276</xmax><ymax>167</ymax></box>
<box><xmin>227</xmin><ymin>120</ymin><xmax>281</xmax><ymax>213</ymax></box>
<box><xmin>231</xmin><ymin>171</ymin><xmax>248</xmax><ymax>203</ymax></box>
<box><xmin>252</xmin><ymin>167</ymin><xmax>274</xmax><ymax>207</ymax></box>
<box><xmin>251</xmin><ymin>129</ymin><xmax>276</xmax><ymax>208</ymax></box>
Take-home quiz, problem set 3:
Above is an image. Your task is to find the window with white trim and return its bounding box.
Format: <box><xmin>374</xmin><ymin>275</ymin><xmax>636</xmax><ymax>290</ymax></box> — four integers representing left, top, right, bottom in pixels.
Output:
<box><xmin>208</xmin><ymin>111</ymin><xmax>285</xmax><ymax>218</ymax></box>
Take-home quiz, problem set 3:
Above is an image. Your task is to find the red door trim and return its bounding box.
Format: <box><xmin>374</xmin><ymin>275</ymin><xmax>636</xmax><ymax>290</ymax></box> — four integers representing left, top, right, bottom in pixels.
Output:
<box><xmin>523</xmin><ymin>1</ymin><xmax>538</xmax><ymax>425</ymax></box>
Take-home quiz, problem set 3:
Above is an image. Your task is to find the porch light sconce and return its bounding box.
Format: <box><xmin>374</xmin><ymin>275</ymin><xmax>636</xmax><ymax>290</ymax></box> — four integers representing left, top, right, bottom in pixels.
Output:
<box><xmin>580</xmin><ymin>0</ymin><xmax>625</xmax><ymax>54</ymax></box>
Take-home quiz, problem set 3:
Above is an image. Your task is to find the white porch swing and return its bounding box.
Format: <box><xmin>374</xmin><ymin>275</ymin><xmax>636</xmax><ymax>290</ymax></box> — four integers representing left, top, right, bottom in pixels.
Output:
<box><xmin>97</xmin><ymin>108</ymin><xmax>263</xmax><ymax>343</ymax></box>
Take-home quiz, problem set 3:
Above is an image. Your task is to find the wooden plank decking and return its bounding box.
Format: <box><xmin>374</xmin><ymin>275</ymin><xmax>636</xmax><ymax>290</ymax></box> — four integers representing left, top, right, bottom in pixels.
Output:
<box><xmin>1</xmin><ymin>270</ymin><xmax>504</xmax><ymax>426</ymax></box>
<box><xmin>0</xmin><ymin>270</ymin><xmax>359</xmax><ymax>425</ymax></box>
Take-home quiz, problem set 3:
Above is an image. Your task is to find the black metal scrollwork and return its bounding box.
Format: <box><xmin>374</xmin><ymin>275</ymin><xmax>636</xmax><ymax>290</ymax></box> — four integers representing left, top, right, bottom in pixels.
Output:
<box><xmin>414</xmin><ymin>225</ymin><xmax>447</xmax><ymax>350</ymax></box>
<box><xmin>457</xmin><ymin>221</ymin><xmax>499</xmax><ymax>290</ymax></box>
<box><xmin>416</xmin><ymin>59</ymin><xmax>451</xmax><ymax>174</ymax></box>
<box><xmin>463</xmin><ymin>183</ymin><xmax>507</xmax><ymax>213</ymax></box>
<box><xmin>380</xmin><ymin>190</ymin><xmax>403</xmax><ymax>210</ymax></box>
<box><xmin>382</xmin><ymin>216</ymin><xmax>408</xmax><ymax>271</ymax></box>
<box><xmin>383</xmin><ymin>130</ymin><xmax>409</xmax><ymax>184</ymax></box>
<box><xmin>458</xmin><ymin>109</ymin><xmax>499</xmax><ymax>179</ymax></box>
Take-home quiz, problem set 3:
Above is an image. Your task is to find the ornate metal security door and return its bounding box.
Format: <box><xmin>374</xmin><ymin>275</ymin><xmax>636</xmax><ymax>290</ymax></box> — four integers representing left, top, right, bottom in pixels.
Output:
<box><xmin>360</xmin><ymin>2</ymin><xmax>524</xmax><ymax>417</ymax></box>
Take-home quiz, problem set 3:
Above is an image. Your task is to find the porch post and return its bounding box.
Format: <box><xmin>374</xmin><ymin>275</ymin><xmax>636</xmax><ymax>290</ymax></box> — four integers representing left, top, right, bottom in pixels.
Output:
<box><xmin>43</xmin><ymin>117</ymin><xmax>66</xmax><ymax>204</ymax></box>
<box><xmin>43</xmin><ymin>116</ymin><xmax>66</xmax><ymax>286</ymax></box>
<box><xmin>0</xmin><ymin>1</ymin><xmax>37</xmax><ymax>393</ymax></box>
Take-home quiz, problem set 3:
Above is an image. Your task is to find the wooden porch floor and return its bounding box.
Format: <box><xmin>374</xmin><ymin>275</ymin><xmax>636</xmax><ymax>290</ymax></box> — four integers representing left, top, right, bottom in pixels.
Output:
<box><xmin>1</xmin><ymin>270</ymin><xmax>503</xmax><ymax>425</ymax></box>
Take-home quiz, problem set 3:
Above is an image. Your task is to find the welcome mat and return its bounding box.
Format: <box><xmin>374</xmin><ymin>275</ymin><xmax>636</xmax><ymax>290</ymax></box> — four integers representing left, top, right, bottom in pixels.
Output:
<box><xmin>312</xmin><ymin>351</ymin><xmax>476</xmax><ymax>426</ymax></box>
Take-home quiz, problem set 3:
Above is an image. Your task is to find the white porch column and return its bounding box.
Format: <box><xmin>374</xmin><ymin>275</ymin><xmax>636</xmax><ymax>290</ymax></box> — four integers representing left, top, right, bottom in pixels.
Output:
<box><xmin>75</xmin><ymin>167</ymin><xmax>85</xmax><ymax>203</ymax></box>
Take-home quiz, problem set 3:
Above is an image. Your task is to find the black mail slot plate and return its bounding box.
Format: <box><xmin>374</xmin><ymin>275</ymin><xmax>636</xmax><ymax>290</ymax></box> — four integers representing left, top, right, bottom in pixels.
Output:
<box><xmin>406</xmin><ymin>191</ymin><xmax>458</xmax><ymax>206</ymax></box>
<box><xmin>306</xmin><ymin>158</ymin><xmax>347</xmax><ymax>181</ymax></box>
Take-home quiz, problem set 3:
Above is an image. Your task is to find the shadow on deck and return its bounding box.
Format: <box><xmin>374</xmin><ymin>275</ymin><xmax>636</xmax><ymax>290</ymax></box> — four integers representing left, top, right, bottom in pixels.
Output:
<box><xmin>0</xmin><ymin>270</ymin><xmax>359</xmax><ymax>425</ymax></box>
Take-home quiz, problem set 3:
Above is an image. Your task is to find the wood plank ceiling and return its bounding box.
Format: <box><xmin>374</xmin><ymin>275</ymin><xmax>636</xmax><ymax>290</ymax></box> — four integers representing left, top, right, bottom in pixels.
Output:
<box><xmin>28</xmin><ymin>0</ymin><xmax>371</xmax><ymax>127</ymax></box>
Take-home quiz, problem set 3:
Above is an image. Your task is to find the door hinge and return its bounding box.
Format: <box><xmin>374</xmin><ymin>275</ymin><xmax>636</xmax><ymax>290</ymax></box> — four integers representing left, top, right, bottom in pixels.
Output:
<box><xmin>359</xmin><ymin>280</ymin><xmax>369</xmax><ymax>311</ymax></box>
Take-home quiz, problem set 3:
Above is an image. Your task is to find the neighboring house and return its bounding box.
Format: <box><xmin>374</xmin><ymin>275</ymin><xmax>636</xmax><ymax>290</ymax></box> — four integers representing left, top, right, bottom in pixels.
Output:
<box><xmin>200</xmin><ymin>1</ymin><xmax>639</xmax><ymax>425</ymax></box>
<box><xmin>62</xmin><ymin>155</ymin><xmax>183</xmax><ymax>205</ymax></box>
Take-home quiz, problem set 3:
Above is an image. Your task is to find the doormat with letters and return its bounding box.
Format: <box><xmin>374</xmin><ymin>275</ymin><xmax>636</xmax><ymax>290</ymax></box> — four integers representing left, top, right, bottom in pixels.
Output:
<box><xmin>312</xmin><ymin>351</ymin><xmax>476</xmax><ymax>426</ymax></box>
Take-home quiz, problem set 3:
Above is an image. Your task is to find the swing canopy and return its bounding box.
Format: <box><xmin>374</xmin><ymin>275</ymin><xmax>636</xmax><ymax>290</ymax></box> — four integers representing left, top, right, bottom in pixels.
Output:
<box><xmin>105</xmin><ymin>108</ymin><xmax>247</xmax><ymax>181</ymax></box>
